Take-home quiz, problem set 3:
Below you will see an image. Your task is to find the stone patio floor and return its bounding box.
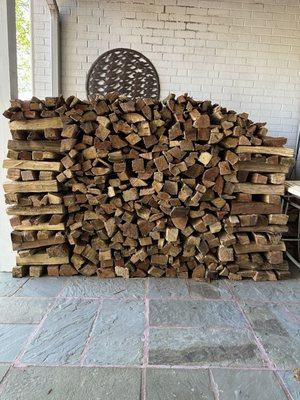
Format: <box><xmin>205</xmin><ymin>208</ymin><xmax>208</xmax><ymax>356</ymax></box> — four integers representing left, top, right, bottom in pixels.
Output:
<box><xmin>0</xmin><ymin>267</ymin><xmax>299</xmax><ymax>399</ymax></box>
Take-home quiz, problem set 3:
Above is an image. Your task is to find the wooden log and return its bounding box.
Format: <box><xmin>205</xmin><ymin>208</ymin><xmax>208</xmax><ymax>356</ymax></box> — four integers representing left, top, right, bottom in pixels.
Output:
<box><xmin>17</xmin><ymin>253</ymin><xmax>69</xmax><ymax>266</ymax></box>
<box><xmin>234</xmin><ymin>225</ymin><xmax>288</xmax><ymax>234</ymax></box>
<box><xmin>13</xmin><ymin>236</ymin><xmax>65</xmax><ymax>251</ymax></box>
<box><xmin>231</xmin><ymin>202</ymin><xmax>281</xmax><ymax>215</ymax></box>
<box><xmin>13</xmin><ymin>223</ymin><xmax>64</xmax><ymax>231</ymax></box>
<box><xmin>3</xmin><ymin>159</ymin><xmax>62</xmax><ymax>172</ymax></box>
<box><xmin>233</xmin><ymin>242</ymin><xmax>286</xmax><ymax>254</ymax></box>
<box><xmin>234</xmin><ymin>161</ymin><xmax>289</xmax><ymax>173</ymax></box>
<box><xmin>9</xmin><ymin>117</ymin><xmax>63</xmax><ymax>131</ymax></box>
<box><xmin>12</xmin><ymin>265</ymin><xmax>29</xmax><ymax>277</ymax></box>
<box><xmin>8</xmin><ymin>140</ymin><xmax>61</xmax><ymax>152</ymax></box>
<box><xmin>234</xmin><ymin>183</ymin><xmax>284</xmax><ymax>195</ymax></box>
<box><xmin>29</xmin><ymin>265</ymin><xmax>46</xmax><ymax>277</ymax></box>
<box><xmin>268</xmin><ymin>214</ymin><xmax>289</xmax><ymax>225</ymax></box>
<box><xmin>236</xmin><ymin>146</ymin><xmax>294</xmax><ymax>158</ymax></box>
<box><xmin>3</xmin><ymin>180</ymin><xmax>58</xmax><ymax>193</ymax></box>
<box><xmin>7</xmin><ymin>205</ymin><xmax>64</xmax><ymax>216</ymax></box>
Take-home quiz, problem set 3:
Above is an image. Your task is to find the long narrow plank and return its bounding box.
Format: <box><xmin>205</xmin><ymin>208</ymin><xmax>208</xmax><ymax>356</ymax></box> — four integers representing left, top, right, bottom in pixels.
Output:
<box><xmin>236</xmin><ymin>146</ymin><xmax>294</xmax><ymax>158</ymax></box>
<box><xmin>231</xmin><ymin>202</ymin><xmax>282</xmax><ymax>215</ymax></box>
<box><xmin>8</xmin><ymin>140</ymin><xmax>61</xmax><ymax>152</ymax></box>
<box><xmin>234</xmin><ymin>183</ymin><xmax>284</xmax><ymax>195</ymax></box>
<box><xmin>3</xmin><ymin>180</ymin><xmax>58</xmax><ymax>193</ymax></box>
<box><xmin>3</xmin><ymin>159</ymin><xmax>62</xmax><ymax>172</ymax></box>
<box><xmin>234</xmin><ymin>242</ymin><xmax>286</xmax><ymax>254</ymax></box>
<box><xmin>234</xmin><ymin>161</ymin><xmax>289</xmax><ymax>174</ymax></box>
<box><xmin>7</xmin><ymin>205</ymin><xmax>65</xmax><ymax>216</ymax></box>
<box><xmin>10</xmin><ymin>117</ymin><xmax>63</xmax><ymax>131</ymax></box>
<box><xmin>13</xmin><ymin>223</ymin><xmax>64</xmax><ymax>231</ymax></box>
<box><xmin>17</xmin><ymin>253</ymin><xmax>69</xmax><ymax>266</ymax></box>
<box><xmin>13</xmin><ymin>236</ymin><xmax>65</xmax><ymax>251</ymax></box>
<box><xmin>234</xmin><ymin>225</ymin><xmax>288</xmax><ymax>234</ymax></box>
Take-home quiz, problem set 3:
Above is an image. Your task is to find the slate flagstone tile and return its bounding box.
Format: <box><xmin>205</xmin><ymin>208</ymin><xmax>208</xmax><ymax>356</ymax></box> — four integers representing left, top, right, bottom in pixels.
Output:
<box><xmin>149</xmin><ymin>327</ymin><xmax>266</xmax><ymax>367</ymax></box>
<box><xmin>0</xmin><ymin>366</ymin><xmax>142</xmax><ymax>400</ymax></box>
<box><xmin>0</xmin><ymin>324</ymin><xmax>34</xmax><ymax>362</ymax></box>
<box><xmin>229</xmin><ymin>280</ymin><xmax>300</xmax><ymax>303</ymax></box>
<box><xmin>21</xmin><ymin>299</ymin><xmax>99</xmax><ymax>365</ymax></box>
<box><xmin>62</xmin><ymin>277</ymin><xmax>145</xmax><ymax>299</ymax></box>
<box><xmin>149</xmin><ymin>299</ymin><xmax>247</xmax><ymax>329</ymax></box>
<box><xmin>188</xmin><ymin>280</ymin><xmax>232</xmax><ymax>300</ymax></box>
<box><xmin>148</xmin><ymin>278</ymin><xmax>189</xmax><ymax>299</ymax></box>
<box><xmin>278</xmin><ymin>370</ymin><xmax>300</xmax><ymax>400</ymax></box>
<box><xmin>15</xmin><ymin>277</ymin><xmax>68</xmax><ymax>297</ymax></box>
<box><xmin>0</xmin><ymin>273</ymin><xmax>28</xmax><ymax>297</ymax></box>
<box><xmin>284</xmin><ymin>303</ymin><xmax>300</xmax><ymax>320</ymax></box>
<box><xmin>146</xmin><ymin>368</ymin><xmax>214</xmax><ymax>400</ymax></box>
<box><xmin>241</xmin><ymin>303</ymin><xmax>300</xmax><ymax>369</ymax></box>
<box><xmin>83</xmin><ymin>299</ymin><xmax>145</xmax><ymax>365</ymax></box>
<box><xmin>211</xmin><ymin>369</ymin><xmax>288</xmax><ymax>400</ymax></box>
<box><xmin>0</xmin><ymin>298</ymin><xmax>52</xmax><ymax>324</ymax></box>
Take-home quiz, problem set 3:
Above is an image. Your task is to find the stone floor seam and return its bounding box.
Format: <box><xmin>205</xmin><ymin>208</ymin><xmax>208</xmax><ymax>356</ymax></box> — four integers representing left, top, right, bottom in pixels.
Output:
<box><xmin>12</xmin><ymin>284</ymin><xmax>67</xmax><ymax>368</ymax></box>
<box><xmin>80</xmin><ymin>299</ymin><xmax>103</xmax><ymax>366</ymax></box>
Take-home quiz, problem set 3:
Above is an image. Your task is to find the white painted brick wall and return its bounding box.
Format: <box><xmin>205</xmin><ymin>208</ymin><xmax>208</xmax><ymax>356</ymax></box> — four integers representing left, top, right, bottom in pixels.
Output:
<box><xmin>31</xmin><ymin>0</ymin><xmax>300</xmax><ymax>153</ymax></box>
<box><xmin>31</xmin><ymin>0</ymin><xmax>51</xmax><ymax>97</ymax></box>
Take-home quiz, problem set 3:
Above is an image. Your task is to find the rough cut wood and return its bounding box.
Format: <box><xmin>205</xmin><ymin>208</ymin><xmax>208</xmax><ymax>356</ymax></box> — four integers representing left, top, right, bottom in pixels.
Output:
<box><xmin>3</xmin><ymin>94</ymin><xmax>292</xmax><ymax>280</ymax></box>
<box><xmin>3</xmin><ymin>180</ymin><xmax>58</xmax><ymax>193</ymax></box>
<box><xmin>10</xmin><ymin>117</ymin><xmax>63</xmax><ymax>131</ymax></box>
<box><xmin>3</xmin><ymin>159</ymin><xmax>62</xmax><ymax>172</ymax></box>
<box><xmin>231</xmin><ymin>202</ymin><xmax>281</xmax><ymax>215</ymax></box>
<box><xmin>13</xmin><ymin>223</ymin><xmax>65</xmax><ymax>231</ymax></box>
<box><xmin>17</xmin><ymin>253</ymin><xmax>69</xmax><ymax>265</ymax></box>
<box><xmin>234</xmin><ymin>161</ymin><xmax>290</xmax><ymax>174</ymax></box>
<box><xmin>234</xmin><ymin>183</ymin><xmax>285</xmax><ymax>195</ymax></box>
<box><xmin>236</xmin><ymin>146</ymin><xmax>294</xmax><ymax>158</ymax></box>
<box><xmin>7</xmin><ymin>205</ymin><xmax>64</xmax><ymax>215</ymax></box>
<box><xmin>8</xmin><ymin>140</ymin><xmax>61</xmax><ymax>152</ymax></box>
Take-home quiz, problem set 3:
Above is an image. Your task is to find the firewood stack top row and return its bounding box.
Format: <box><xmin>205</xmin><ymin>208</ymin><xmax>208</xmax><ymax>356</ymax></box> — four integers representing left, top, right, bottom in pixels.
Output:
<box><xmin>3</xmin><ymin>93</ymin><xmax>294</xmax><ymax>281</ymax></box>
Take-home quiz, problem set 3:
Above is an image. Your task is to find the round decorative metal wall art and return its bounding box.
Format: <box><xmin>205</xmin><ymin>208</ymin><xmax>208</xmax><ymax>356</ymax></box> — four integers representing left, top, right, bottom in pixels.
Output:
<box><xmin>86</xmin><ymin>48</ymin><xmax>160</xmax><ymax>100</ymax></box>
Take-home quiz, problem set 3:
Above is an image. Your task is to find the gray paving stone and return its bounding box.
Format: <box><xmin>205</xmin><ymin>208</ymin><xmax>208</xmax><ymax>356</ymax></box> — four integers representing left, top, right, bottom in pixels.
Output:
<box><xmin>278</xmin><ymin>370</ymin><xmax>300</xmax><ymax>400</ymax></box>
<box><xmin>229</xmin><ymin>280</ymin><xmax>300</xmax><ymax>302</ymax></box>
<box><xmin>0</xmin><ymin>324</ymin><xmax>34</xmax><ymax>362</ymax></box>
<box><xmin>212</xmin><ymin>369</ymin><xmax>288</xmax><ymax>400</ymax></box>
<box><xmin>0</xmin><ymin>273</ymin><xmax>28</xmax><ymax>297</ymax></box>
<box><xmin>146</xmin><ymin>368</ymin><xmax>214</xmax><ymax>400</ymax></box>
<box><xmin>149</xmin><ymin>278</ymin><xmax>189</xmax><ymax>298</ymax></box>
<box><xmin>0</xmin><ymin>365</ymin><xmax>10</xmax><ymax>382</ymax></box>
<box><xmin>15</xmin><ymin>277</ymin><xmax>68</xmax><ymax>297</ymax></box>
<box><xmin>188</xmin><ymin>280</ymin><xmax>232</xmax><ymax>300</ymax></box>
<box><xmin>0</xmin><ymin>297</ymin><xmax>52</xmax><ymax>324</ymax></box>
<box><xmin>62</xmin><ymin>277</ymin><xmax>145</xmax><ymax>299</ymax></box>
<box><xmin>149</xmin><ymin>327</ymin><xmax>266</xmax><ymax>367</ymax></box>
<box><xmin>84</xmin><ymin>299</ymin><xmax>145</xmax><ymax>365</ymax></box>
<box><xmin>21</xmin><ymin>299</ymin><xmax>99</xmax><ymax>365</ymax></box>
<box><xmin>0</xmin><ymin>366</ymin><xmax>141</xmax><ymax>400</ymax></box>
<box><xmin>284</xmin><ymin>303</ymin><xmax>300</xmax><ymax>320</ymax></box>
<box><xmin>242</xmin><ymin>303</ymin><xmax>300</xmax><ymax>369</ymax></box>
<box><xmin>150</xmin><ymin>299</ymin><xmax>247</xmax><ymax>329</ymax></box>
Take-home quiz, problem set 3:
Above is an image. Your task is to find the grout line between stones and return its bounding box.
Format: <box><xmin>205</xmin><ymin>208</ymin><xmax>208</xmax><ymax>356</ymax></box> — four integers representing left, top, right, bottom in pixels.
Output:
<box><xmin>141</xmin><ymin>278</ymin><xmax>150</xmax><ymax>400</ymax></box>
<box><xmin>209</xmin><ymin>369</ymin><xmax>220</xmax><ymax>400</ymax></box>
<box><xmin>79</xmin><ymin>299</ymin><xmax>103</xmax><ymax>366</ymax></box>
<box><xmin>273</xmin><ymin>370</ymin><xmax>294</xmax><ymax>400</ymax></box>
<box><xmin>225</xmin><ymin>281</ymin><xmax>295</xmax><ymax>400</ymax></box>
<box><xmin>0</xmin><ymin>364</ymin><xmax>13</xmax><ymax>397</ymax></box>
<box><xmin>225</xmin><ymin>280</ymin><xmax>275</xmax><ymax>369</ymax></box>
<box><xmin>7</xmin><ymin>363</ymin><xmax>287</xmax><ymax>371</ymax></box>
<box><xmin>10</xmin><ymin>277</ymin><xmax>30</xmax><ymax>297</ymax></box>
<box><xmin>11</xmin><ymin>284</ymin><xmax>67</xmax><ymax>369</ymax></box>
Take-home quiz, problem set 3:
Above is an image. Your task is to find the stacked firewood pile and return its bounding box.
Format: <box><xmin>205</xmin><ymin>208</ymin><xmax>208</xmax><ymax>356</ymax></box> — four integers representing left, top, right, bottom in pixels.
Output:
<box><xmin>3</xmin><ymin>93</ymin><xmax>294</xmax><ymax>280</ymax></box>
